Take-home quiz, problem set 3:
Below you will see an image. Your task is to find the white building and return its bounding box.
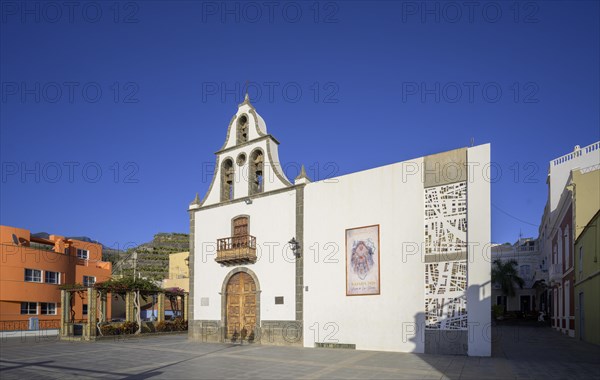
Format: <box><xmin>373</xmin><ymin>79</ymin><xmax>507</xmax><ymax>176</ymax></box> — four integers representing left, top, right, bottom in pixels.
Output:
<box><xmin>188</xmin><ymin>96</ymin><xmax>492</xmax><ymax>356</ymax></box>
<box><xmin>491</xmin><ymin>238</ymin><xmax>545</xmax><ymax>313</ymax></box>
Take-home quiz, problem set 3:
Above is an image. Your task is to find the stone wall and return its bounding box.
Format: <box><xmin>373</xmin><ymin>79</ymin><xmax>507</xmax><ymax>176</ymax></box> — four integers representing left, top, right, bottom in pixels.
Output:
<box><xmin>424</xmin><ymin>330</ymin><xmax>468</xmax><ymax>355</ymax></box>
<box><xmin>260</xmin><ymin>320</ymin><xmax>302</xmax><ymax>346</ymax></box>
<box><xmin>189</xmin><ymin>320</ymin><xmax>222</xmax><ymax>343</ymax></box>
<box><xmin>188</xmin><ymin>319</ymin><xmax>303</xmax><ymax>346</ymax></box>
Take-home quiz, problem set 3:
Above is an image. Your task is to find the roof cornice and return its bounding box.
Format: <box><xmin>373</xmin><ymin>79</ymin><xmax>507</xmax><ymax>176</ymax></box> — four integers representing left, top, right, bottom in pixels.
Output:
<box><xmin>215</xmin><ymin>134</ymin><xmax>280</xmax><ymax>155</ymax></box>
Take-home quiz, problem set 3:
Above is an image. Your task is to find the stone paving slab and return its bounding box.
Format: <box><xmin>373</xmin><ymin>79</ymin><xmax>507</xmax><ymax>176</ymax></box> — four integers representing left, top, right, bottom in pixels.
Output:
<box><xmin>0</xmin><ymin>326</ymin><xmax>599</xmax><ymax>379</ymax></box>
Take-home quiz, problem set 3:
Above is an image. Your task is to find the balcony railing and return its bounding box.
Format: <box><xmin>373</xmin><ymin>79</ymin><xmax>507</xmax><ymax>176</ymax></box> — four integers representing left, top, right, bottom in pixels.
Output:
<box><xmin>0</xmin><ymin>319</ymin><xmax>60</xmax><ymax>331</ymax></box>
<box><xmin>28</xmin><ymin>242</ymin><xmax>55</xmax><ymax>252</ymax></box>
<box><xmin>216</xmin><ymin>235</ymin><xmax>257</xmax><ymax>265</ymax></box>
<box><xmin>518</xmin><ymin>245</ymin><xmax>537</xmax><ymax>252</ymax></box>
<box><xmin>549</xmin><ymin>263</ymin><xmax>562</xmax><ymax>283</ymax></box>
<box><xmin>551</xmin><ymin>141</ymin><xmax>600</xmax><ymax>167</ymax></box>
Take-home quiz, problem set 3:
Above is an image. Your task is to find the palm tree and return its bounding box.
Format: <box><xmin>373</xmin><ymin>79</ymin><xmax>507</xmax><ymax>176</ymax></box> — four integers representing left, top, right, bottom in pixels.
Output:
<box><xmin>492</xmin><ymin>259</ymin><xmax>525</xmax><ymax>298</ymax></box>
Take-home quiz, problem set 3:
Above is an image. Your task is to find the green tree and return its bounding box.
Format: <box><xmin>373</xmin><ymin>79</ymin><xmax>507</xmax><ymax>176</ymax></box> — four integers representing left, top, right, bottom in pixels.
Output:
<box><xmin>492</xmin><ymin>259</ymin><xmax>525</xmax><ymax>298</ymax></box>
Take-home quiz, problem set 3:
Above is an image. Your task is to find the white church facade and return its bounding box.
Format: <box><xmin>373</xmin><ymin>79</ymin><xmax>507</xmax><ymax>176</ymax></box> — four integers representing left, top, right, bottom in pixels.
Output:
<box><xmin>188</xmin><ymin>96</ymin><xmax>492</xmax><ymax>356</ymax></box>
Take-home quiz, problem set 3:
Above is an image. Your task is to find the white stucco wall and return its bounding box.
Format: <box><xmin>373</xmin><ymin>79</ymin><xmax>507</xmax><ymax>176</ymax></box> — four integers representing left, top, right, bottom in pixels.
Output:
<box><xmin>303</xmin><ymin>159</ymin><xmax>427</xmax><ymax>353</ymax></box>
<box><xmin>302</xmin><ymin>144</ymin><xmax>491</xmax><ymax>355</ymax></box>
<box><xmin>194</xmin><ymin>189</ymin><xmax>297</xmax><ymax>322</ymax></box>
<box><xmin>466</xmin><ymin>143</ymin><xmax>492</xmax><ymax>356</ymax></box>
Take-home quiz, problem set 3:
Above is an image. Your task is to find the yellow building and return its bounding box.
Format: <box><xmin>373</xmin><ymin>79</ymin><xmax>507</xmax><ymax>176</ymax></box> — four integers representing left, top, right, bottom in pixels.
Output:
<box><xmin>572</xmin><ymin>167</ymin><xmax>600</xmax><ymax>345</ymax></box>
<box><xmin>163</xmin><ymin>251</ymin><xmax>189</xmax><ymax>292</ymax></box>
<box><xmin>572</xmin><ymin>168</ymin><xmax>600</xmax><ymax>241</ymax></box>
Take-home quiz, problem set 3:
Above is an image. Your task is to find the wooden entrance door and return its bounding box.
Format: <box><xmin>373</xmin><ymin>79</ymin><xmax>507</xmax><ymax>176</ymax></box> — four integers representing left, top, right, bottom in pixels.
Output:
<box><xmin>226</xmin><ymin>272</ymin><xmax>257</xmax><ymax>340</ymax></box>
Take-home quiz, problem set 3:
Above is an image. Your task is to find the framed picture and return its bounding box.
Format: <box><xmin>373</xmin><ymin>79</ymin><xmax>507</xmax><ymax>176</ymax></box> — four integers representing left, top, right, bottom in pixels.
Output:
<box><xmin>346</xmin><ymin>225</ymin><xmax>380</xmax><ymax>296</ymax></box>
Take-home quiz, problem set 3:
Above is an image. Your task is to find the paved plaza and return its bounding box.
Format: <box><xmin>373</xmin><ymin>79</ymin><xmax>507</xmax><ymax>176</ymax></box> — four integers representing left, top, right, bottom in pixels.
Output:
<box><xmin>0</xmin><ymin>326</ymin><xmax>599</xmax><ymax>379</ymax></box>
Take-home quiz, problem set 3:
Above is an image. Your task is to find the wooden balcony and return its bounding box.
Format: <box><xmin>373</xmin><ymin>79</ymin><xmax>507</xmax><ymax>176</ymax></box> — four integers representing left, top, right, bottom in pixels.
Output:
<box><xmin>216</xmin><ymin>235</ymin><xmax>257</xmax><ymax>266</ymax></box>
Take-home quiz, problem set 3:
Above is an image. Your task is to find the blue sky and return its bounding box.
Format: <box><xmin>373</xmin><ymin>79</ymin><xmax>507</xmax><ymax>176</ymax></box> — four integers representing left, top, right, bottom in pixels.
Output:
<box><xmin>1</xmin><ymin>1</ymin><xmax>599</xmax><ymax>248</ymax></box>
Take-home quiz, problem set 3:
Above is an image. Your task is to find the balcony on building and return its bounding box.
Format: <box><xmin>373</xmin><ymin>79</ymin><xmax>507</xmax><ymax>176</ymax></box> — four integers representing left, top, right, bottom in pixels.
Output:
<box><xmin>517</xmin><ymin>240</ymin><xmax>537</xmax><ymax>253</ymax></box>
<box><xmin>549</xmin><ymin>263</ymin><xmax>562</xmax><ymax>283</ymax></box>
<box><xmin>28</xmin><ymin>240</ymin><xmax>55</xmax><ymax>252</ymax></box>
<box><xmin>215</xmin><ymin>235</ymin><xmax>257</xmax><ymax>265</ymax></box>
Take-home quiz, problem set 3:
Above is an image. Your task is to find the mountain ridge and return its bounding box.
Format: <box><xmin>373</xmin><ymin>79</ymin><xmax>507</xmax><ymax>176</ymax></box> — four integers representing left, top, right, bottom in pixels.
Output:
<box><xmin>31</xmin><ymin>231</ymin><xmax>189</xmax><ymax>278</ymax></box>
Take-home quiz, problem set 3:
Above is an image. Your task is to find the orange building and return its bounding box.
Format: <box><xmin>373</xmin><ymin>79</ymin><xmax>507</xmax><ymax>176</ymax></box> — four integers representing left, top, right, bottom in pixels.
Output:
<box><xmin>0</xmin><ymin>225</ymin><xmax>112</xmax><ymax>329</ymax></box>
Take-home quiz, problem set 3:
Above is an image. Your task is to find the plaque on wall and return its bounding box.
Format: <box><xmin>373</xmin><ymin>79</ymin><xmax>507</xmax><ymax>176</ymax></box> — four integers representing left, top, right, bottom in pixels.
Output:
<box><xmin>346</xmin><ymin>225</ymin><xmax>380</xmax><ymax>296</ymax></box>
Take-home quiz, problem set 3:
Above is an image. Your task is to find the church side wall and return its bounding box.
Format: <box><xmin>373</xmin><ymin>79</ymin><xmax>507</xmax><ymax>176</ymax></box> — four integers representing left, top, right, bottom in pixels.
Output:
<box><xmin>303</xmin><ymin>159</ymin><xmax>427</xmax><ymax>353</ymax></box>
<box><xmin>303</xmin><ymin>144</ymin><xmax>491</xmax><ymax>356</ymax></box>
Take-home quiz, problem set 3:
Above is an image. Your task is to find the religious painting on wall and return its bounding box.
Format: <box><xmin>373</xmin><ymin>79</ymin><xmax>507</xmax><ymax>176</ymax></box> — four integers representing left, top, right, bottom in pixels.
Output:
<box><xmin>346</xmin><ymin>225</ymin><xmax>380</xmax><ymax>296</ymax></box>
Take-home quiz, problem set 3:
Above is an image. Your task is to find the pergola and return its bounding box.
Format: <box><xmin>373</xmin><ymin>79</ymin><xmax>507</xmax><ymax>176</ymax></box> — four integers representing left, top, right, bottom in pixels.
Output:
<box><xmin>59</xmin><ymin>279</ymin><xmax>188</xmax><ymax>340</ymax></box>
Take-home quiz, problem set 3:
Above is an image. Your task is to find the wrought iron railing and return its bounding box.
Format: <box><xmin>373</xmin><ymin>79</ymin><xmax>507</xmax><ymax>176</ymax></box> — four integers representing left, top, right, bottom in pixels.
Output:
<box><xmin>0</xmin><ymin>319</ymin><xmax>61</xmax><ymax>331</ymax></box>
